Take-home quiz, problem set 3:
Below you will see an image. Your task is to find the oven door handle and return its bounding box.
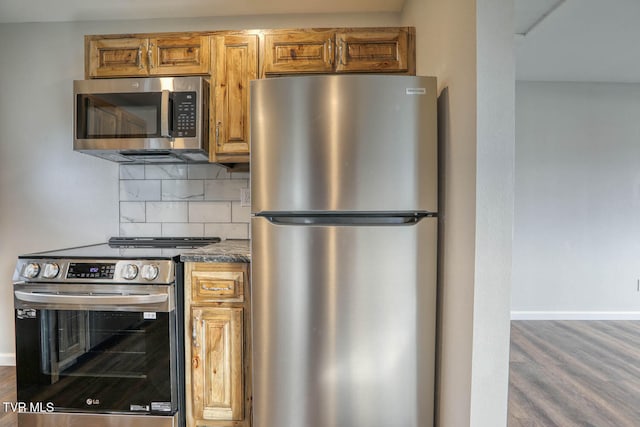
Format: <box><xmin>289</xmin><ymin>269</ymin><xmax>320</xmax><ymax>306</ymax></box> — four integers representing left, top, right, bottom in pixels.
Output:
<box><xmin>14</xmin><ymin>290</ymin><xmax>168</xmax><ymax>306</ymax></box>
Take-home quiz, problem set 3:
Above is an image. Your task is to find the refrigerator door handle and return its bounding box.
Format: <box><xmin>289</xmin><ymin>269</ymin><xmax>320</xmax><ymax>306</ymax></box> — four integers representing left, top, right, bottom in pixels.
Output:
<box><xmin>257</xmin><ymin>212</ymin><xmax>435</xmax><ymax>226</ymax></box>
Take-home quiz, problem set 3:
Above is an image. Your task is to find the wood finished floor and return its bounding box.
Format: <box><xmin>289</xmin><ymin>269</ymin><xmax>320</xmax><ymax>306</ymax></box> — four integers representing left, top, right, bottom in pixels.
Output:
<box><xmin>508</xmin><ymin>321</ymin><xmax>640</xmax><ymax>427</ymax></box>
<box><xmin>0</xmin><ymin>366</ymin><xmax>16</xmax><ymax>427</ymax></box>
<box><xmin>0</xmin><ymin>322</ymin><xmax>638</xmax><ymax>426</ymax></box>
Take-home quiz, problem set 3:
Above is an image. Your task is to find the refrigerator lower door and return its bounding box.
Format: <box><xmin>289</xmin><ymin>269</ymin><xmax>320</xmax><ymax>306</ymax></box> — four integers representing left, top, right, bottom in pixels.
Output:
<box><xmin>251</xmin><ymin>216</ymin><xmax>436</xmax><ymax>427</ymax></box>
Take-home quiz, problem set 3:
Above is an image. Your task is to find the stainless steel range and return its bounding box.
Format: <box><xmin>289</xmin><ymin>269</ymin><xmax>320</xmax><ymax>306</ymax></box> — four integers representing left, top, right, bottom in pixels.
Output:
<box><xmin>12</xmin><ymin>237</ymin><xmax>219</xmax><ymax>427</ymax></box>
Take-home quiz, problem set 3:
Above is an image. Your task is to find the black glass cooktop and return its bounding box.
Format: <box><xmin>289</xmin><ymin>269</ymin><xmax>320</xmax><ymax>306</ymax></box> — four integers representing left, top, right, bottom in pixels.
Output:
<box><xmin>20</xmin><ymin>237</ymin><xmax>221</xmax><ymax>260</ymax></box>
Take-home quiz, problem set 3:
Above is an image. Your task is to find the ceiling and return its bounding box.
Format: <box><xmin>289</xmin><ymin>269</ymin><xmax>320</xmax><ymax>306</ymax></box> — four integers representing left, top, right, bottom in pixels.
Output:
<box><xmin>0</xmin><ymin>0</ymin><xmax>637</xmax><ymax>83</ymax></box>
<box><xmin>0</xmin><ymin>0</ymin><xmax>404</xmax><ymax>23</ymax></box>
<box><xmin>515</xmin><ymin>0</ymin><xmax>640</xmax><ymax>82</ymax></box>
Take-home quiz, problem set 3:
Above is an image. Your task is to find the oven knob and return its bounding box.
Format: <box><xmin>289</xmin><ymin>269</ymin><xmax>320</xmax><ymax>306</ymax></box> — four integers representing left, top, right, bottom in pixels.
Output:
<box><xmin>141</xmin><ymin>264</ymin><xmax>160</xmax><ymax>281</ymax></box>
<box><xmin>23</xmin><ymin>263</ymin><xmax>40</xmax><ymax>279</ymax></box>
<box><xmin>122</xmin><ymin>264</ymin><xmax>139</xmax><ymax>280</ymax></box>
<box><xmin>42</xmin><ymin>263</ymin><xmax>60</xmax><ymax>279</ymax></box>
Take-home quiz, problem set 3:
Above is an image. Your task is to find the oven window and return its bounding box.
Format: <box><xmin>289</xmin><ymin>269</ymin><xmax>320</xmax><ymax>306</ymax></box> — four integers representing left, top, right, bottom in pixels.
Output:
<box><xmin>77</xmin><ymin>93</ymin><xmax>161</xmax><ymax>138</ymax></box>
<box><xmin>15</xmin><ymin>309</ymin><xmax>176</xmax><ymax>414</ymax></box>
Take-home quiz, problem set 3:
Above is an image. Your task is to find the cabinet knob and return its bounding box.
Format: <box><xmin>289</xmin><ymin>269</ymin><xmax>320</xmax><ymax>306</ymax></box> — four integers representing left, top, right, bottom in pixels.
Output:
<box><xmin>201</xmin><ymin>280</ymin><xmax>236</xmax><ymax>292</ymax></box>
<box><xmin>148</xmin><ymin>42</ymin><xmax>154</xmax><ymax>69</ymax></box>
<box><xmin>215</xmin><ymin>122</ymin><xmax>222</xmax><ymax>147</ymax></box>
<box><xmin>192</xmin><ymin>316</ymin><xmax>200</xmax><ymax>347</ymax></box>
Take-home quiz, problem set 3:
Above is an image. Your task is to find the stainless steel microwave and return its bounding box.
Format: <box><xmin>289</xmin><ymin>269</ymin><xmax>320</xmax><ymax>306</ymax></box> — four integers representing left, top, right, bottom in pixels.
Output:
<box><xmin>73</xmin><ymin>77</ymin><xmax>209</xmax><ymax>163</ymax></box>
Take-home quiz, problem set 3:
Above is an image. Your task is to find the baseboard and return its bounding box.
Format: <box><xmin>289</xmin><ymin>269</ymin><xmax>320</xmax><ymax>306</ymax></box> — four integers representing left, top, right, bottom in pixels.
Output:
<box><xmin>0</xmin><ymin>353</ymin><xmax>16</xmax><ymax>366</ymax></box>
<box><xmin>511</xmin><ymin>311</ymin><xmax>640</xmax><ymax>320</ymax></box>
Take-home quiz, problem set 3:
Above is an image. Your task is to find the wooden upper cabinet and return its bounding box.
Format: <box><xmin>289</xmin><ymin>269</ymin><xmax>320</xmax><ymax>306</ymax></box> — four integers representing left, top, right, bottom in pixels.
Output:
<box><xmin>210</xmin><ymin>34</ymin><xmax>257</xmax><ymax>162</ymax></box>
<box><xmin>263</xmin><ymin>30</ymin><xmax>335</xmax><ymax>75</ymax></box>
<box><xmin>262</xmin><ymin>27</ymin><xmax>414</xmax><ymax>76</ymax></box>
<box><xmin>84</xmin><ymin>27</ymin><xmax>414</xmax><ymax>165</ymax></box>
<box><xmin>87</xmin><ymin>38</ymin><xmax>149</xmax><ymax>77</ymax></box>
<box><xmin>86</xmin><ymin>35</ymin><xmax>209</xmax><ymax>78</ymax></box>
<box><xmin>149</xmin><ymin>36</ymin><xmax>210</xmax><ymax>75</ymax></box>
<box><xmin>335</xmin><ymin>28</ymin><xmax>410</xmax><ymax>73</ymax></box>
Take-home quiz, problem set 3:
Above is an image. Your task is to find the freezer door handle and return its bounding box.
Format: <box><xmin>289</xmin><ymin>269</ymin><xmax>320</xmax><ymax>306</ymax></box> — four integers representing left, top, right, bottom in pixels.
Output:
<box><xmin>257</xmin><ymin>212</ymin><xmax>434</xmax><ymax>226</ymax></box>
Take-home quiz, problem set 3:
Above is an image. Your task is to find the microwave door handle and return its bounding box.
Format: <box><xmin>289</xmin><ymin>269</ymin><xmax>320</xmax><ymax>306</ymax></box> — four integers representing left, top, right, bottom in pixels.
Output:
<box><xmin>160</xmin><ymin>89</ymin><xmax>171</xmax><ymax>138</ymax></box>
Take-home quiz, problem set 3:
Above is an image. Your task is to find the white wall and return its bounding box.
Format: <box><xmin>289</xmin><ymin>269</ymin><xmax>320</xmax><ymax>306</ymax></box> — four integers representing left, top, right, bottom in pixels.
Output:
<box><xmin>0</xmin><ymin>12</ymin><xmax>399</xmax><ymax>365</ymax></box>
<box><xmin>0</xmin><ymin>22</ymin><xmax>119</xmax><ymax>366</ymax></box>
<box><xmin>513</xmin><ymin>81</ymin><xmax>640</xmax><ymax>319</ymax></box>
<box><xmin>401</xmin><ymin>0</ymin><xmax>514</xmax><ymax>426</ymax></box>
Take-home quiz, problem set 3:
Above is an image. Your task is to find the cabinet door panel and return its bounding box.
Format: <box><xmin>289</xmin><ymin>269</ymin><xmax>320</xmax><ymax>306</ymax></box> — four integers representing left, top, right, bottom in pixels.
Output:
<box><xmin>191</xmin><ymin>268</ymin><xmax>244</xmax><ymax>302</ymax></box>
<box><xmin>212</xmin><ymin>35</ymin><xmax>257</xmax><ymax>158</ymax></box>
<box><xmin>264</xmin><ymin>31</ymin><xmax>334</xmax><ymax>75</ymax></box>
<box><xmin>150</xmin><ymin>36</ymin><xmax>210</xmax><ymax>75</ymax></box>
<box><xmin>191</xmin><ymin>307</ymin><xmax>243</xmax><ymax>421</ymax></box>
<box><xmin>335</xmin><ymin>29</ymin><xmax>409</xmax><ymax>73</ymax></box>
<box><xmin>88</xmin><ymin>38</ymin><xmax>148</xmax><ymax>77</ymax></box>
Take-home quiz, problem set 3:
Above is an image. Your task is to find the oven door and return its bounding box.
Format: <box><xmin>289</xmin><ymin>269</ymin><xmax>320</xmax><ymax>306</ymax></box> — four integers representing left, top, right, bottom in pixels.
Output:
<box><xmin>14</xmin><ymin>284</ymin><xmax>178</xmax><ymax>416</ymax></box>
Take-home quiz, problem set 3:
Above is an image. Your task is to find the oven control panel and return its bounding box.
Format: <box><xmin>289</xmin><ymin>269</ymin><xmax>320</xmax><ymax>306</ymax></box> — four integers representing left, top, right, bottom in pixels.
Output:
<box><xmin>67</xmin><ymin>263</ymin><xmax>116</xmax><ymax>279</ymax></box>
<box><xmin>13</xmin><ymin>259</ymin><xmax>175</xmax><ymax>284</ymax></box>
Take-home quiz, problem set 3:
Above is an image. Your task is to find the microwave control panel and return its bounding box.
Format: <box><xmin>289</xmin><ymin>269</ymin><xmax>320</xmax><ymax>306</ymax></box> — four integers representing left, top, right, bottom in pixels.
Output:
<box><xmin>173</xmin><ymin>92</ymin><xmax>197</xmax><ymax>138</ymax></box>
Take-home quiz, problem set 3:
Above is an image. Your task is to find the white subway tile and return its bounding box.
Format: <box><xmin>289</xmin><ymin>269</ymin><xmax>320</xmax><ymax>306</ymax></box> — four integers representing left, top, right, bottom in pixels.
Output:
<box><xmin>119</xmin><ymin>165</ymin><xmax>145</xmax><ymax>180</ymax></box>
<box><xmin>204</xmin><ymin>179</ymin><xmax>248</xmax><ymax>201</ymax></box>
<box><xmin>162</xmin><ymin>180</ymin><xmax>204</xmax><ymax>200</ymax></box>
<box><xmin>188</xmin><ymin>164</ymin><xmax>230</xmax><ymax>180</ymax></box>
<box><xmin>231</xmin><ymin>202</ymin><xmax>251</xmax><ymax>223</ymax></box>
<box><xmin>120</xmin><ymin>180</ymin><xmax>161</xmax><ymax>201</ymax></box>
<box><xmin>120</xmin><ymin>202</ymin><xmax>146</xmax><ymax>223</ymax></box>
<box><xmin>204</xmin><ymin>223</ymin><xmax>249</xmax><ymax>240</ymax></box>
<box><xmin>162</xmin><ymin>223</ymin><xmax>204</xmax><ymax>237</ymax></box>
<box><xmin>146</xmin><ymin>202</ymin><xmax>188</xmax><ymax>223</ymax></box>
<box><xmin>145</xmin><ymin>165</ymin><xmax>188</xmax><ymax>179</ymax></box>
<box><xmin>120</xmin><ymin>223</ymin><xmax>162</xmax><ymax>237</ymax></box>
<box><xmin>189</xmin><ymin>202</ymin><xmax>231</xmax><ymax>222</ymax></box>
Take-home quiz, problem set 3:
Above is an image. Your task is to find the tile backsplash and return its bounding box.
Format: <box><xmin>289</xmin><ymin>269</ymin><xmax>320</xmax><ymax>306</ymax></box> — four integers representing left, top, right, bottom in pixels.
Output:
<box><xmin>119</xmin><ymin>164</ymin><xmax>250</xmax><ymax>240</ymax></box>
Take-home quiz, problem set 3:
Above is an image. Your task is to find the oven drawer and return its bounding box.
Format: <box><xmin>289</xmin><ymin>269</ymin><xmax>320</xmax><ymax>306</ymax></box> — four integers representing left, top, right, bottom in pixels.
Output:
<box><xmin>188</xmin><ymin>263</ymin><xmax>246</xmax><ymax>302</ymax></box>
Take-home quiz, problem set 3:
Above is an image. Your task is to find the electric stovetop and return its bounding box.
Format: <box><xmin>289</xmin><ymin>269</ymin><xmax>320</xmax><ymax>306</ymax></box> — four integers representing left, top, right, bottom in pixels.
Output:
<box><xmin>20</xmin><ymin>237</ymin><xmax>221</xmax><ymax>260</ymax></box>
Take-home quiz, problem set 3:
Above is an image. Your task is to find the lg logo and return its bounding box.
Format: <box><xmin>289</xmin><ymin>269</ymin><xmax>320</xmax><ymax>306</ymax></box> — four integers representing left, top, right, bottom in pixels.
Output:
<box><xmin>85</xmin><ymin>398</ymin><xmax>100</xmax><ymax>406</ymax></box>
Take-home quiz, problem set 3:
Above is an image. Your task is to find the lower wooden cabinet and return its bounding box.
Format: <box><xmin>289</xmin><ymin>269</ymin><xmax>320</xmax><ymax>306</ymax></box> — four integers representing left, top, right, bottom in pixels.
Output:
<box><xmin>191</xmin><ymin>307</ymin><xmax>243</xmax><ymax>421</ymax></box>
<box><xmin>185</xmin><ymin>262</ymin><xmax>251</xmax><ymax>427</ymax></box>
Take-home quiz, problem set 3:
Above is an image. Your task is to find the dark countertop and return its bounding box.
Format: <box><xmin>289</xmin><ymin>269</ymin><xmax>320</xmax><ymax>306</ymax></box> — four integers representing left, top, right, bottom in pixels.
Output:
<box><xmin>180</xmin><ymin>239</ymin><xmax>250</xmax><ymax>263</ymax></box>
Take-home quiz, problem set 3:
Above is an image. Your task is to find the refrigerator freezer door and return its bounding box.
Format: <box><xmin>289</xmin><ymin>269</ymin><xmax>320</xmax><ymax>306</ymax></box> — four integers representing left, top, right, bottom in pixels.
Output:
<box><xmin>250</xmin><ymin>75</ymin><xmax>437</xmax><ymax>214</ymax></box>
<box><xmin>251</xmin><ymin>216</ymin><xmax>436</xmax><ymax>427</ymax></box>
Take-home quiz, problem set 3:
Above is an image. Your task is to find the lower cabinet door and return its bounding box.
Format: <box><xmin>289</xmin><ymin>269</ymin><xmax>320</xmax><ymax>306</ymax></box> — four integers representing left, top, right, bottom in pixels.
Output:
<box><xmin>191</xmin><ymin>306</ymin><xmax>244</xmax><ymax>421</ymax></box>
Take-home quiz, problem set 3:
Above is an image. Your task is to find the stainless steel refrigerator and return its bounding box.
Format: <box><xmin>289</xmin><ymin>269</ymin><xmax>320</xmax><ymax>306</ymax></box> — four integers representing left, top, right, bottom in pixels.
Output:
<box><xmin>250</xmin><ymin>75</ymin><xmax>437</xmax><ymax>427</ymax></box>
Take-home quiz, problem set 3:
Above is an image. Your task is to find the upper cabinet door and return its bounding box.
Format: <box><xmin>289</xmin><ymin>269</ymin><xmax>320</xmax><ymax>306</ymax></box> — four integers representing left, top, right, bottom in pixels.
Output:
<box><xmin>263</xmin><ymin>30</ymin><xmax>335</xmax><ymax>75</ymax></box>
<box><xmin>149</xmin><ymin>36</ymin><xmax>210</xmax><ymax>75</ymax></box>
<box><xmin>87</xmin><ymin>35</ymin><xmax>210</xmax><ymax>78</ymax></box>
<box><xmin>87</xmin><ymin>38</ymin><xmax>149</xmax><ymax>78</ymax></box>
<box><xmin>335</xmin><ymin>28</ymin><xmax>410</xmax><ymax>73</ymax></box>
<box><xmin>211</xmin><ymin>34</ymin><xmax>257</xmax><ymax>160</ymax></box>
